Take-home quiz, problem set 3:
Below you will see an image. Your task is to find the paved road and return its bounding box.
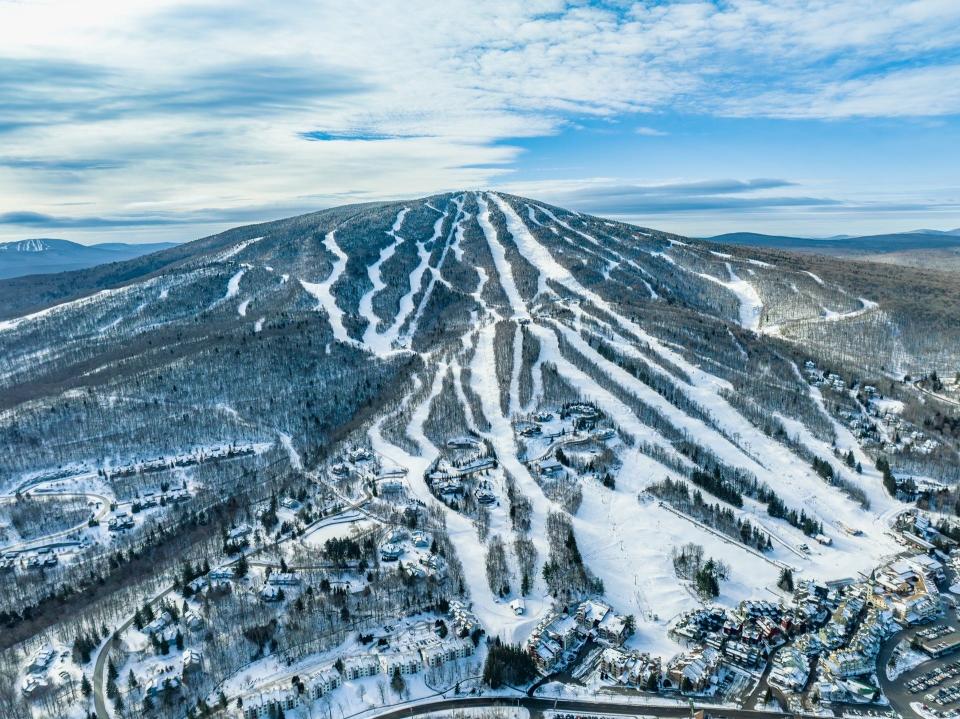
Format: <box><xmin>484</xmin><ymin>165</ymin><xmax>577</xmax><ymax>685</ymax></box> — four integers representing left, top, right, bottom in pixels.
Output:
<box><xmin>91</xmin><ymin>492</ymin><xmax>372</xmax><ymax>719</ymax></box>
<box><xmin>359</xmin><ymin>694</ymin><xmax>821</xmax><ymax>719</ymax></box>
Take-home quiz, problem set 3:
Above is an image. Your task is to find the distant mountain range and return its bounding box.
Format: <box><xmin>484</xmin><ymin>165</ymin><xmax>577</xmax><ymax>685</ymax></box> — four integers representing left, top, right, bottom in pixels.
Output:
<box><xmin>0</xmin><ymin>238</ymin><xmax>179</xmax><ymax>279</ymax></box>
<box><xmin>704</xmin><ymin>229</ymin><xmax>960</xmax><ymax>270</ymax></box>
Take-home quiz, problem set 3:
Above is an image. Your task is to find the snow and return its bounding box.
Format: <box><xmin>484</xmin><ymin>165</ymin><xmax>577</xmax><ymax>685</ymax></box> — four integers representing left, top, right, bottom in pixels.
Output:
<box><xmin>873</xmin><ymin>398</ymin><xmax>905</xmax><ymax>414</ymax></box>
<box><xmin>360</xmin><ymin>207</ymin><xmax>409</xmax><ymax>353</ymax></box>
<box><xmin>478</xmin><ymin>193</ymin><xmax>530</xmax><ymax>317</ymax></box>
<box><xmin>215</xmin><ymin>236</ymin><xmax>263</xmax><ymax>262</ymax></box>
<box><xmin>224</xmin><ymin>268</ymin><xmax>245</xmax><ymax>300</ymax></box>
<box><xmin>695</xmin><ymin>263</ymin><xmax>763</xmax><ymax>331</ymax></box>
<box><xmin>403</xmin><ymin>195</ymin><xmax>463</xmax><ymax>346</ymax></box>
<box><xmin>254</xmin><ymin>317</ymin><xmax>265</xmax><ymax>332</ymax></box>
<box><xmin>301</xmin><ymin>230</ymin><xmax>353</xmax><ymax>345</ymax></box>
<box><xmin>277</xmin><ymin>432</ymin><xmax>303</xmax><ymax>470</ymax></box>
<box><xmin>804</xmin><ymin>270</ymin><xmax>825</xmax><ymax>285</ymax></box>
<box><xmin>0</xmin><ymin>286</ymin><xmax>130</xmax><ymax>333</ymax></box>
<box><xmin>238</xmin><ymin>298</ymin><xmax>251</xmax><ymax>317</ymax></box>
<box><xmin>821</xmin><ymin>297</ymin><xmax>878</xmax><ymax>322</ymax></box>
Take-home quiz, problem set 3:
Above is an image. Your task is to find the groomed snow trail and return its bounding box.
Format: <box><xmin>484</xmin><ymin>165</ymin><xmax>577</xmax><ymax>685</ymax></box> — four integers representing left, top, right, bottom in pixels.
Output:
<box><xmin>359</xmin><ymin>207</ymin><xmax>409</xmax><ymax>353</ymax></box>
<box><xmin>301</xmin><ymin>230</ymin><xmax>352</xmax><ymax>345</ymax></box>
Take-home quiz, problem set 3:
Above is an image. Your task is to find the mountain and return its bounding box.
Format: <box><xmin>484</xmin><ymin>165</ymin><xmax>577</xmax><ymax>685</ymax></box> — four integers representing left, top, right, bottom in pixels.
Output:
<box><xmin>705</xmin><ymin>230</ymin><xmax>960</xmax><ymax>270</ymax></box>
<box><xmin>0</xmin><ymin>192</ymin><xmax>957</xmax><ymax>703</ymax></box>
<box><xmin>0</xmin><ymin>237</ymin><xmax>179</xmax><ymax>279</ymax></box>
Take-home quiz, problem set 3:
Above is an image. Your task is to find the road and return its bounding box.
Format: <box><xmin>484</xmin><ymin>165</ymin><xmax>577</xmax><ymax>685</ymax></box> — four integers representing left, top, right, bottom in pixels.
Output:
<box><xmin>1</xmin><ymin>490</ymin><xmax>111</xmax><ymax>555</ymax></box>
<box><xmin>91</xmin><ymin>494</ymin><xmax>371</xmax><ymax>719</ymax></box>
<box><xmin>359</xmin><ymin>694</ymin><xmax>823</xmax><ymax>719</ymax></box>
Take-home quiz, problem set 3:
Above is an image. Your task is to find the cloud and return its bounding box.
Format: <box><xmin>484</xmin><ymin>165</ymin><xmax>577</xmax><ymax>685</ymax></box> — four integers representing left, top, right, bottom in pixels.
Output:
<box><xmin>0</xmin><ymin>0</ymin><xmax>959</xmax><ymax>239</ymax></box>
<box><xmin>0</xmin><ymin>211</ymin><xmax>187</xmax><ymax>228</ymax></box>
<box><xmin>499</xmin><ymin>177</ymin><xmax>960</xmax><ymax>218</ymax></box>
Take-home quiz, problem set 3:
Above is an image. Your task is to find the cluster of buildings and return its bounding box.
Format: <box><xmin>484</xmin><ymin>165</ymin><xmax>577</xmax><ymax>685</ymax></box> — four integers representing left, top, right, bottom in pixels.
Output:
<box><xmin>665</xmin><ymin>549</ymin><xmax>947</xmax><ymax>707</ymax></box>
<box><xmin>235</xmin><ymin>626</ymin><xmax>475</xmax><ymax>719</ymax></box>
<box><xmin>107</xmin><ymin>511</ymin><xmax>135</xmax><ymax>532</ymax></box>
<box><xmin>378</xmin><ymin>528</ymin><xmax>446</xmax><ymax>579</ymax></box>
<box><xmin>526</xmin><ymin>599</ymin><xmax>631</xmax><ymax>672</ymax></box>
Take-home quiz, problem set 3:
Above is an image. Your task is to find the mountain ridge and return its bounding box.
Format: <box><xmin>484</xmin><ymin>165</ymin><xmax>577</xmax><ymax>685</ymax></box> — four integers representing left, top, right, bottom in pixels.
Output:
<box><xmin>0</xmin><ymin>237</ymin><xmax>180</xmax><ymax>280</ymax></box>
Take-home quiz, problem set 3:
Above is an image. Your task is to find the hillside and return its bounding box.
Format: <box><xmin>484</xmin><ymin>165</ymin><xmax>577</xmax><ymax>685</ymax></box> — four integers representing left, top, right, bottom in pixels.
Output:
<box><xmin>706</xmin><ymin>230</ymin><xmax>960</xmax><ymax>271</ymax></box>
<box><xmin>0</xmin><ymin>192</ymin><xmax>957</xmax><ymax>716</ymax></box>
<box><xmin>0</xmin><ymin>238</ymin><xmax>179</xmax><ymax>280</ymax></box>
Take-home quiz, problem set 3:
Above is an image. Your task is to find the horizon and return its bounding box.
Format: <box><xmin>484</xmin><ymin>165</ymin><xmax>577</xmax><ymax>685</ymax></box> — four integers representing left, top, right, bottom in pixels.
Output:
<box><xmin>2</xmin><ymin>1</ymin><xmax>960</xmax><ymax>244</ymax></box>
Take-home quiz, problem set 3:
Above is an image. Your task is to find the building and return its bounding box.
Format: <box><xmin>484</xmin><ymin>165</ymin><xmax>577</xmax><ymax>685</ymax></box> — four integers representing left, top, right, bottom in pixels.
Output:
<box><xmin>267</xmin><ymin>572</ymin><xmax>300</xmax><ymax>586</ymax></box>
<box><xmin>26</xmin><ymin>647</ymin><xmax>55</xmax><ymax>674</ymax></box>
<box><xmin>768</xmin><ymin>646</ymin><xmax>810</xmax><ymax>692</ymax></box>
<box><xmin>599</xmin><ymin>648</ymin><xmax>660</xmax><ymax>688</ymax></box>
<box><xmin>344</xmin><ymin>655</ymin><xmax>380</xmax><ymax>680</ymax></box>
<box><xmin>182</xmin><ymin>648</ymin><xmax>203</xmax><ymax>674</ymax></box>
<box><xmin>666</xmin><ymin>648</ymin><xmax>721</xmax><ymax>693</ymax></box>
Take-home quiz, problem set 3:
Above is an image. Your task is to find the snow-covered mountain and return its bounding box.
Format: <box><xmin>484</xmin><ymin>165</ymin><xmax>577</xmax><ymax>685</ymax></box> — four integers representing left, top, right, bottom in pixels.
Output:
<box><xmin>0</xmin><ymin>191</ymin><xmax>956</xmax><ymax>670</ymax></box>
<box><xmin>0</xmin><ymin>237</ymin><xmax>178</xmax><ymax>279</ymax></box>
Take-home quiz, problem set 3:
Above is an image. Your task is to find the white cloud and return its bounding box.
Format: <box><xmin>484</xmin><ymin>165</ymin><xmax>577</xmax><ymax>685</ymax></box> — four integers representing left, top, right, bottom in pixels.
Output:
<box><xmin>0</xmin><ymin>0</ymin><xmax>958</xmax><ymax>238</ymax></box>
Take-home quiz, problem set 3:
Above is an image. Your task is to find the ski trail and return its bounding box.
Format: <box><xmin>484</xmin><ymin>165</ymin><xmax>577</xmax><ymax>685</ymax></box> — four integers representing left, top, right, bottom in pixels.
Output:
<box><xmin>471</xmin><ymin>322</ymin><xmax>554</xmax><ymax>588</ymax></box>
<box><xmin>403</xmin><ymin>196</ymin><xmax>464</xmax><ymax>345</ymax></box>
<box><xmin>508</xmin><ymin>322</ymin><xmax>523</xmax><ymax>418</ymax></box>
<box><xmin>530</xmin><ymin>324</ymin><xmax>687</xmax><ymax>465</ymax></box>
<box><xmin>695</xmin><ymin>262</ymin><xmax>763</xmax><ymax>331</ymax></box>
<box><xmin>238</xmin><ymin>299</ymin><xmax>251</xmax><ymax>317</ymax></box>
<box><xmin>214</xmin><ymin>236</ymin><xmax>263</xmax><ymax>263</ymax></box>
<box><xmin>360</xmin><ymin>207</ymin><xmax>409</xmax><ymax>352</ymax></box>
<box><xmin>476</xmin><ymin>193</ymin><xmax>529</xmax><ymax>318</ymax></box>
<box><xmin>368</xmin><ymin>363</ymin><xmax>547</xmax><ymax>644</ymax></box>
<box><xmin>224</xmin><ymin>269</ymin><xmax>245</xmax><ymax>300</ymax></box>
<box><xmin>277</xmin><ymin>431</ymin><xmax>303</xmax><ymax>471</ymax></box>
<box><xmin>379</xmin><ymin>204</ymin><xmax>449</xmax><ymax>351</ymax></box>
<box><xmin>487</xmin><ymin>193</ymin><xmax>548</xmax><ymax>299</ymax></box>
<box><xmin>550</xmin><ymin>320</ymin><xmax>765</xmax><ymax>477</ymax></box>
<box><xmin>300</xmin><ymin>230</ymin><xmax>352</xmax><ymax>345</ymax></box>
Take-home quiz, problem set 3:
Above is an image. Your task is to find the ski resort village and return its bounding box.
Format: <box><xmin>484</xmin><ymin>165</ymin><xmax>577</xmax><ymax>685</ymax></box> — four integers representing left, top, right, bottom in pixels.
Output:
<box><xmin>1</xmin><ymin>192</ymin><xmax>959</xmax><ymax>719</ymax></box>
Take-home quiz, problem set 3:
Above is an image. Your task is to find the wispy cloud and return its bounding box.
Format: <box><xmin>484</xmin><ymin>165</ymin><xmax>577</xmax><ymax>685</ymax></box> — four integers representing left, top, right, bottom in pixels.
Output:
<box><xmin>0</xmin><ymin>0</ymin><xmax>958</xmax><ymax>240</ymax></box>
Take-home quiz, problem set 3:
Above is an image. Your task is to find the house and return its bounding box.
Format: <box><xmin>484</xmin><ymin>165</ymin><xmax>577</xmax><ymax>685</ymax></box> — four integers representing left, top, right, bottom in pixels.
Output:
<box><xmin>348</xmin><ymin>447</ymin><xmax>373</xmax><ymax>463</ymax></box>
<box><xmin>447</xmin><ymin>436</ymin><xmax>481</xmax><ymax>450</ymax></box>
<box><xmin>210</xmin><ymin>566</ymin><xmax>235</xmax><ymax>581</ymax></box>
<box><xmin>666</xmin><ymin>648</ymin><xmax>721</xmax><ymax>693</ymax></box>
<box><xmin>280</xmin><ymin>498</ymin><xmax>301</xmax><ymax>510</ymax></box>
<box><xmin>575</xmin><ymin>600</ymin><xmax>629</xmax><ymax>644</ymax></box>
<box><xmin>510</xmin><ymin>598</ymin><xmax>526</xmax><ymax>616</ymax></box>
<box><xmin>380</xmin><ymin>542</ymin><xmax>403</xmax><ymax>561</ymax></box>
<box><xmin>21</xmin><ymin>675</ymin><xmax>49</xmax><ymax>698</ymax></box>
<box><xmin>238</xmin><ymin>686</ymin><xmax>299</xmax><ymax>719</ymax></box>
<box><xmin>227</xmin><ymin>524</ymin><xmax>252</xmax><ymax>542</ymax></box>
<box><xmin>182</xmin><ymin>648</ymin><xmax>203</xmax><ymax>673</ymax></box>
<box><xmin>27</xmin><ymin>647</ymin><xmax>55</xmax><ymax>674</ymax></box>
<box><xmin>820</xmin><ymin>649</ymin><xmax>873</xmax><ymax>678</ymax></box>
<box><xmin>144</xmin><ymin>612</ymin><xmax>173</xmax><ymax>636</ymax></box>
<box><xmin>267</xmin><ymin>572</ymin><xmax>300</xmax><ymax>586</ymax></box>
<box><xmin>183</xmin><ymin>611</ymin><xmax>204</xmax><ymax>631</ymax></box>
<box><xmin>449</xmin><ymin>600</ymin><xmax>480</xmax><ymax>635</ymax></box>
<box><xmin>536</xmin><ymin>459</ymin><xmax>564</xmax><ymax>476</ymax></box>
<box><xmin>411</xmin><ymin>531</ymin><xmax>431</xmax><ymax>548</ymax></box>
<box><xmin>599</xmin><ymin>648</ymin><xmax>660</xmax><ymax>688</ymax></box>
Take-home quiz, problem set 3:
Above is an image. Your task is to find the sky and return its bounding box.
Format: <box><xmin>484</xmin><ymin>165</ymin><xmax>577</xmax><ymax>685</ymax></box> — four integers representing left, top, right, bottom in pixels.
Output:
<box><xmin>1</xmin><ymin>0</ymin><xmax>959</xmax><ymax>244</ymax></box>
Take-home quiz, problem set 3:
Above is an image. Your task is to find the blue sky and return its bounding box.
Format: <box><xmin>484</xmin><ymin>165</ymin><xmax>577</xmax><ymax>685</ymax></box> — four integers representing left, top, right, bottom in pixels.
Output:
<box><xmin>0</xmin><ymin>0</ymin><xmax>959</xmax><ymax>243</ymax></box>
